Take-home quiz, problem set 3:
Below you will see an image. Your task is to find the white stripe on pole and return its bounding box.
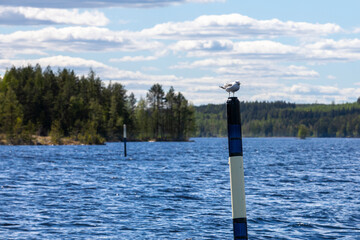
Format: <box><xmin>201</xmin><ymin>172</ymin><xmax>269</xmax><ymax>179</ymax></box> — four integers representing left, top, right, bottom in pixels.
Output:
<box><xmin>123</xmin><ymin>124</ymin><xmax>127</xmax><ymax>138</ymax></box>
<box><xmin>229</xmin><ymin>155</ymin><xmax>246</xmax><ymax>219</ymax></box>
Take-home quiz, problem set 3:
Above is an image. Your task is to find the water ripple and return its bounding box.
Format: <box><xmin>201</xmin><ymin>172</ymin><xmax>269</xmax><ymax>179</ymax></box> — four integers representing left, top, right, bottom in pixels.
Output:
<box><xmin>0</xmin><ymin>138</ymin><xmax>359</xmax><ymax>239</ymax></box>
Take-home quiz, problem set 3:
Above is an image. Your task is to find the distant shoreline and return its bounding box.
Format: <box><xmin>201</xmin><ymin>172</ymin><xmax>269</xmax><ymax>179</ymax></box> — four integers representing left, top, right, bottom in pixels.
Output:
<box><xmin>2</xmin><ymin>135</ymin><xmax>360</xmax><ymax>146</ymax></box>
<box><xmin>0</xmin><ymin>135</ymin><xmax>83</xmax><ymax>146</ymax></box>
<box><xmin>0</xmin><ymin>135</ymin><xmax>194</xmax><ymax>146</ymax></box>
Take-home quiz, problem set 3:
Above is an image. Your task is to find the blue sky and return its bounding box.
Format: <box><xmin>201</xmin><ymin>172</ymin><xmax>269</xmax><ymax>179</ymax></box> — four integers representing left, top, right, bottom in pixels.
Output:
<box><xmin>1</xmin><ymin>0</ymin><xmax>360</xmax><ymax>105</ymax></box>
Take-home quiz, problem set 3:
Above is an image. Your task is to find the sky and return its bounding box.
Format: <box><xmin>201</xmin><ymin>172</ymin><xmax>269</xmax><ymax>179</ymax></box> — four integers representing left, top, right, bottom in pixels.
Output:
<box><xmin>1</xmin><ymin>0</ymin><xmax>360</xmax><ymax>105</ymax></box>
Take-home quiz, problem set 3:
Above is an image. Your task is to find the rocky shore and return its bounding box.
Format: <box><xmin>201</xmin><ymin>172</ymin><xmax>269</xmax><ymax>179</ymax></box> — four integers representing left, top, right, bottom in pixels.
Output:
<box><xmin>0</xmin><ymin>135</ymin><xmax>82</xmax><ymax>146</ymax></box>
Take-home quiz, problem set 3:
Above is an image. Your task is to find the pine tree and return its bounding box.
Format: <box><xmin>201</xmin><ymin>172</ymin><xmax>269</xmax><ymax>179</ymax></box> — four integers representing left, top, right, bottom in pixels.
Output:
<box><xmin>1</xmin><ymin>88</ymin><xmax>23</xmax><ymax>135</ymax></box>
<box><xmin>146</xmin><ymin>84</ymin><xmax>165</xmax><ymax>139</ymax></box>
<box><xmin>134</xmin><ymin>98</ymin><xmax>150</xmax><ymax>140</ymax></box>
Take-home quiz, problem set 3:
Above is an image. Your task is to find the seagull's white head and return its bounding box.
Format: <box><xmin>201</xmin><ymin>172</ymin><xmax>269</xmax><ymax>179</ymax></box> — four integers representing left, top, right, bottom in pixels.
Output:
<box><xmin>235</xmin><ymin>81</ymin><xmax>240</xmax><ymax>85</ymax></box>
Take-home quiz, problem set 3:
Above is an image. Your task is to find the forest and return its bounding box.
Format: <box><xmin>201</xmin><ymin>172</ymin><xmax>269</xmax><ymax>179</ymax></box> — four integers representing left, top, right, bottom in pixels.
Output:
<box><xmin>0</xmin><ymin>65</ymin><xmax>195</xmax><ymax>144</ymax></box>
<box><xmin>195</xmin><ymin>99</ymin><xmax>360</xmax><ymax>138</ymax></box>
<box><xmin>1</xmin><ymin>65</ymin><xmax>360</xmax><ymax>145</ymax></box>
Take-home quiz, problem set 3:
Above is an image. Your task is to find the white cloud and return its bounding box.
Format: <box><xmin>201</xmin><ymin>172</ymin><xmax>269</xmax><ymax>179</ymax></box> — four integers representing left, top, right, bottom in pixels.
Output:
<box><xmin>0</xmin><ymin>49</ymin><xmax>48</xmax><ymax>59</ymax></box>
<box><xmin>0</xmin><ymin>0</ymin><xmax>223</xmax><ymax>8</ymax></box>
<box><xmin>0</xmin><ymin>15</ymin><xmax>353</xmax><ymax>63</ymax></box>
<box><xmin>353</xmin><ymin>28</ymin><xmax>360</xmax><ymax>34</ymax></box>
<box><xmin>0</xmin><ymin>56</ymin><xmax>127</xmax><ymax>89</ymax></box>
<box><xmin>288</xmin><ymin>83</ymin><xmax>356</xmax><ymax>96</ymax></box>
<box><xmin>171</xmin><ymin>58</ymin><xmax>251</xmax><ymax>68</ymax></box>
<box><xmin>0</xmin><ymin>27</ymin><xmax>162</xmax><ymax>57</ymax></box>
<box><xmin>0</xmin><ymin>55</ymin><xmax>179</xmax><ymax>83</ymax></box>
<box><xmin>170</xmin><ymin>40</ymin><xmax>301</xmax><ymax>60</ymax></box>
<box><xmin>109</xmin><ymin>55</ymin><xmax>158</xmax><ymax>62</ymax></box>
<box><xmin>289</xmin><ymin>84</ymin><xmax>312</xmax><ymax>94</ymax></box>
<box><xmin>141</xmin><ymin>13</ymin><xmax>341</xmax><ymax>39</ymax></box>
<box><xmin>327</xmin><ymin>75</ymin><xmax>336</xmax><ymax>79</ymax></box>
<box><xmin>247</xmin><ymin>83</ymin><xmax>360</xmax><ymax>104</ymax></box>
<box><xmin>172</xmin><ymin>58</ymin><xmax>319</xmax><ymax>80</ymax></box>
<box><xmin>182</xmin><ymin>82</ymin><xmax>360</xmax><ymax>105</ymax></box>
<box><xmin>0</xmin><ymin>56</ymin><xmax>108</xmax><ymax>71</ymax></box>
<box><xmin>0</xmin><ymin>7</ymin><xmax>109</xmax><ymax>26</ymax></box>
<box><xmin>217</xmin><ymin>64</ymin><xmax>319</xmax><ymax>80</ymax></box>
<box><xmin>304</xmin><ymin>38</ymin><xmax>360</xmax><ymax>61</ymax></box>
<box><xmin>0</xmin><ymin>10</ymin><xmax>359</xmax><ymax>105</ymax></box>
<box><xmin>170</xmin><ymin>39</ymin><xmax>233</xmax><ymax>52</ymax></box>
<box><xmin>169</xmin><ymin>38</ymin><xmax>360</xmax><ymax>63</ymax></box>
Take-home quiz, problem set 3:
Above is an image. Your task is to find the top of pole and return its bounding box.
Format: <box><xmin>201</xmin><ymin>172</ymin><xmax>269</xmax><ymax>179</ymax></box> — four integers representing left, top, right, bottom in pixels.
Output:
<box><xmin>227</xmin><ymin>97</ymin><xmax>241</xmax><ymax>125</ymax></box>
<box><xmin>227</xmin><ymin>97</ymin><xmax>243</xmax><ymax>157</ymax></box>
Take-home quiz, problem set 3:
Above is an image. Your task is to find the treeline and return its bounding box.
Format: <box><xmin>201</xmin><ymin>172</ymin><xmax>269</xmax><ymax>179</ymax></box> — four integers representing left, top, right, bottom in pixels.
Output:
<box><xmin>195</xmin><ymin>100</ymin><xmax>360</xmax><ymax>138</ymax></box>
<box><xmin>0</xmin><ymin>65</ymin><xmax>195</xmax><ymax>144</ymax></box>
<box><xmin>2</xmin><ymin>65</ymin><xmax>360</xmax><ymax>144</ymax></box>
<box><xmin>135</xmin><ymin>84</ymin><xmax>195</xmax><ymax>141</ymax></box>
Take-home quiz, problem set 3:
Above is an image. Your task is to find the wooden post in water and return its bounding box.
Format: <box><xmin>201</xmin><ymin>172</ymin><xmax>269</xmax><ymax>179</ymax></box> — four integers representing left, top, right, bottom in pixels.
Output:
<box><xmin>227</xmin><ymin>97</ymin><xmax>248</xmax><ymax>239</ymax></box>
<box><xmin>123</xmin><ymin>124</ymin><xmax>127</xmax><ymax>157</ymax></box>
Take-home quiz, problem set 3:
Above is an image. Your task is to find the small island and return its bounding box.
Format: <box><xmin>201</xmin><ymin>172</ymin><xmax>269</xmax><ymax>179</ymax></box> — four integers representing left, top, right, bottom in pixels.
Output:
<box><xmin>0</xmin><ymin>65</ymin><xmax>195</xmax><ymax>145</ymax></box>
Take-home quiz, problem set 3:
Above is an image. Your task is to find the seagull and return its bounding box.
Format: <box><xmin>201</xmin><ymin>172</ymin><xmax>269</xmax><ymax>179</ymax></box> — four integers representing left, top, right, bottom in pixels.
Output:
<box><xmin>220</xmin><ymin>81</ymin><xmax>241</xmax><ymax>96</ymax></box>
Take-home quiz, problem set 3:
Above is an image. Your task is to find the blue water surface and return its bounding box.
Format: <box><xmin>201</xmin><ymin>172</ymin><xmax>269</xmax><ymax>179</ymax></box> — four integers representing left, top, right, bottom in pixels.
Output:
<box><xmin>0</xmin><ymin>138</ymin><xmax>359</xmax><ymax>239</ymax></box>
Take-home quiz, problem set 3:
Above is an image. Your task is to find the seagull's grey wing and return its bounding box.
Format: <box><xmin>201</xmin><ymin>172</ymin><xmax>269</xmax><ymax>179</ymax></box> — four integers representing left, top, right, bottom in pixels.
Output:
<box><xmin>227</xmin><ymin>83</ymin><xmax>240</xmax><ymax>92</ymax></box>
<box><xmin>220</xmin><ymin>83</ymin><xmax>232</xmax><ymax>89</ymax></box>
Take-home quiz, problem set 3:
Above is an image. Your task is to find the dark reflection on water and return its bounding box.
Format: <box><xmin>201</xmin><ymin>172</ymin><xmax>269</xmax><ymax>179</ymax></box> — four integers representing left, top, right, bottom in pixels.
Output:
<box><xmin>0</xmin><ymin>138</ymin><xmax>359</xmax><ymax>239</ymax></box>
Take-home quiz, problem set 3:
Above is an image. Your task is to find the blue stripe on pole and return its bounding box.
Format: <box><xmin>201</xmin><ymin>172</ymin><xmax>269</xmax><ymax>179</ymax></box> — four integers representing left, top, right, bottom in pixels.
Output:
<box><xmin>228</xmin><ymin>124</ymin><xmax>243</xmax><ymax>156</ymax></box>
<box><xmin>229</xmin><ymin>139</ymin><xmax>242</xmax><ymax>155</ymax></box>
<box><xmin>233</xmin><ymin>222</ymin><xmax>247</xmax><ymax>238</ymax></box>
<box><xmin>229</xmin><ymin>124</ymin><xmax>241</xmax><ymax>138</ymax></box>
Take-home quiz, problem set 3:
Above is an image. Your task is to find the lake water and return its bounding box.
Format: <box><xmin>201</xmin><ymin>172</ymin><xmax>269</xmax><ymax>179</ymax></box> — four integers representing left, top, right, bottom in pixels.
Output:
<box><xmin>0</xmin><ymin>138</ymin><xmax>359</xmax><ymax>239</ymax></box>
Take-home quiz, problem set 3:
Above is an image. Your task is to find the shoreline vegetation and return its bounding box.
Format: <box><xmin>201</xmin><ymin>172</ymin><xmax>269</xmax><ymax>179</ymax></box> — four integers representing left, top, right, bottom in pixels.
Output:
<box><xmin>1</xmin><ymin>65</ymin><xmax>359</xmax><ymax>145</ymax></box>
<box><xmin>195</xmin><ymin>98</ymin><xmax>360</xmax><ymax>139</ymax></box>
<box><xmin>0</xmin><ymin>134</ymin><xmax>82</xmax><ymax>146</ymax></box>
<box><xmin>0</xmin><ymin>65</ymin><xmax>195</xmax><ymax>145</ymax></box>
<box><xmin>0</xmin><ymin>134</ymin><xmax>195</xmax><ymax>146</ymax></box>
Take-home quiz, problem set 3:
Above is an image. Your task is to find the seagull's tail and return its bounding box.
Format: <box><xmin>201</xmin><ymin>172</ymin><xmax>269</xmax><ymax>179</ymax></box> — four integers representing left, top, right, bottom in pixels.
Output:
<box><xmin>219</xmin><ymin>85</ymin><xmax>225</xmax><ymax>89</ymax></box>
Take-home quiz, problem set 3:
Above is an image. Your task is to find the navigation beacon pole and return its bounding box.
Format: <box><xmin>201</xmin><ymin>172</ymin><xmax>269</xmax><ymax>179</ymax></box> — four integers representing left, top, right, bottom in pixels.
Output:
<box><xmin>227</xmin><ymin>96</ymin><xmax>248</xmax><ymax>239</ymax></box>
<box><xmin>123</xmin><ymin>124</ymin><xmax>127</xmax><ymax>157</ymax></box>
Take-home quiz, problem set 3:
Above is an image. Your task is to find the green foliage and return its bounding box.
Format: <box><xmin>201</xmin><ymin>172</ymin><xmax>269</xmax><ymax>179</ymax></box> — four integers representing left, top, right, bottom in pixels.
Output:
<box><xmin>49</xmin><ymin>120</ymin><xmax>63</xmax><ymax>145</ymax></box>
<box><xmin>8</xmin><ymin>64</ymin><xmax>359</xmax><ymax>141</ymax></box>
<box><xmin>298</xmin><ymin>124</ymin><xmax>309</xmax><ymax>139</ymax></box>
<box><xmin>0</xmin><ymin>66</ymin><xmax>125</xmax><ymax>144</ymax></box>
<box><xmin>0</xmin><ymin>87</ymin><xmax>23</xmax><ymax>134</ymax></box>
<box><xmin>195</xmin><ymin>101</ymin><xmax>360</xmax><ymax>138</ymax></box>
<box><xmin>77</xmin><ymin>121</ymin><xmax>105</xmax><ymax>145</ymax></box>
<box><xmin>5</xmin><ymin>117</ymin><xmax>34</xmax><ymax>145</ymax></box>
<box><xmin>0</xmin><ymin>65</ymin><xmax>195</xmax><ymax>144</ymax></box>
<box><xmin>134</xmin><ymin>84</ymin><xmax>195</xmax><ymax>141</ymax></box>
<box><xmin>134</xmin><ymin>98</ymin><xmax>150</xmax><ymax>140</ymax></box>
